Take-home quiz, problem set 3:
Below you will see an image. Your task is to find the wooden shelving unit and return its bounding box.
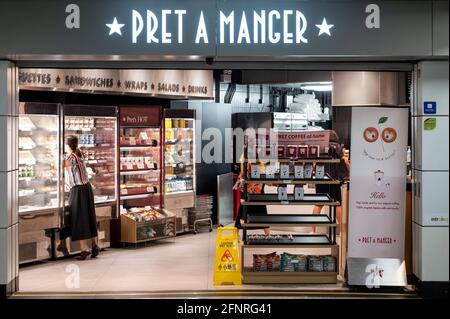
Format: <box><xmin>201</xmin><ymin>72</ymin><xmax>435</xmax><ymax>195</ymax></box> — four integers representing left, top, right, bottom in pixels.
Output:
<box><xmin>241</xmin><ymin>156</ymin><xmax>340</xmax><ymax>284</ymax></box>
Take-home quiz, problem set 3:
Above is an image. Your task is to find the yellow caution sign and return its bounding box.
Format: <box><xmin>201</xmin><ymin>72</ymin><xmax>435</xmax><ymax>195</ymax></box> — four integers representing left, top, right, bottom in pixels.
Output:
<box><xmin>213</xmin><ymin>227</ymin><xmax>242</xmax><ymax>285</ymax></box>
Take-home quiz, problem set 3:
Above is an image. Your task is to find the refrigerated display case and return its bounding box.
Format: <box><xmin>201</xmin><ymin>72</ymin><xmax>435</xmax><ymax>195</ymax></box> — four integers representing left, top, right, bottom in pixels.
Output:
<box><xmin>119</xmin><ymin>106</ymin><xmax>174</xmax><ymax>243</ymax></box>
<box><xmin>163</xmin><ymin>109</ymin><xmax>196</xmax><ymax>233</ymax></box>
<box><xmin>63</xmin><ymin>105</ymin><xmax>118</xmax><ymax>213</ymax></box>
<box><xmin>18</xmin><ymin>102</ymin><xmax>61</xmax><ymax>264</ymax></box>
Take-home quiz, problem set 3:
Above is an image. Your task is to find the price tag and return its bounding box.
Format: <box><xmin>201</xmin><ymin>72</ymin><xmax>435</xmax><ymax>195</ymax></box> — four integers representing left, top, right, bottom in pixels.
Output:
<box><xmin>121</xmin><ymin>189</ymin><xmax>128</xmax><ymax>195</ymax></box>
<box><xmin>147</xmin><ymin>186</ymin><xmax>155</xmax><ymax>193</ymax></box>
<box><xmin>129</xmin><ymin>137</ymin><xmax>137</xmax><ymax>146</ymax></box>
<box><xmin>282</xmin><ymin>180</ymin><xmax>292</xmax><ymax>184</ymax></box>
<box><xmin>137</xmin><ymin>163</ymin><xmax>145</xmax><ymax>170</ymax></box>
<box><xmin>281</xmin><ymin>201</ymin><xmax>289</xmax><ymax>205</ymax></box>
<box><xmin>126</xmin><ymin>163</ymin><xmax>134</xmax><ymax>170</ymax></box>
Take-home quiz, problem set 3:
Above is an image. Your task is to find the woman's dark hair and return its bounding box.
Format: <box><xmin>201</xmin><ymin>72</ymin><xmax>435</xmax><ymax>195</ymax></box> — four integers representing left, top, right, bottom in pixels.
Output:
<box><xmin>329</xmin><ymin>130</ymin><xmax>340</xmax><ymax>143</ymax></box>
<box><xmin>66</xmin><ymin>135</ymin><xmax>83</xmax><ymax>157</ymax></box>
<box><xmin>329</xmin><ymin>130</ymin><xmax>344</xmax><ymax>158</ymax></box>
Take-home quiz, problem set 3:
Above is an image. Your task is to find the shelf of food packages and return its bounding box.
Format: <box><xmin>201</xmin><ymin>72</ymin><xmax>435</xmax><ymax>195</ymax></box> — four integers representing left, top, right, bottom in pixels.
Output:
<box><xmin>65</xmin><ymin>117</ymin><xmax>116</xmax><ymax>130</ymax></box>
<box><xmin>164</xmin><ymin>138</ymin><xmax>193</xmax><ymax>144</ymax></box>
<box><xmin>19</xmin><ymin>206</ymin><xmax>59</xmax><ymax>215</ymax></box>
<box><xmin>120</xmin><ymin>130</ymin><xmax>159</xmax><ymax>148</ymax></box>
<box><xmin>120</xmin><ymin>162</ymin><xmax>158</xmax><ymax>172</ymax></box>
<box><xmin>242</xmin><ymin>250</ymin><xmax>338</xmax><ymax>284</ymax></box>
<box><xmin>244</xmin><ymin>157</ymin><xmax>341</xmax><ymax>164</ymax></box>
<box><xmin>164</xmin><ymin>179</ymin><xmax>194</xmax><ymax>193</ymax></box>
<box><xmin>244</xmin><ymin>214</ymin><xmax>336</xmax><ymax>227</ymax></box>
<box><xmin>65</xmin><ymin>127</ymin><xmax>115</xmax><ymax>132</ymax></box>
<box><xmin>244</xmin><ymin>234</ymin><xmax>335</xmax><ymax>246</ymax></box>
<box><xmin>120</xmin><ymin>185</ymin><xmax>157</xmax><ymax>196</ymax></box>
<box><xmin>120</xmin><ymin>145</ymin><xmax>160</xmax><ymax>150</ymax></box>
<box><xmin>120</xmin><ymin>207</ymin><xmax>176</xmax><ymax>243</ymax></box>
<box><xmin>245</xmin><ymin>174</ymin><xmax>340</xmax><ymax>185</ymax></box>
<box><xmin>165</xmin><ymin>127</ymin><xmax>192</xmax><ymax>130</ymax></box>
<box><xmin>241</xmin><ymin>194</ymin><xmax>340</xmax><ymax>206</ymax></box>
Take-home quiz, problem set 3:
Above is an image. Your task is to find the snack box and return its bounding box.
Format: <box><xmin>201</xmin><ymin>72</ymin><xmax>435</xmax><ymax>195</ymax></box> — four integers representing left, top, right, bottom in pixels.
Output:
<box><xmin>315</xmin><ymin>164</ymin><xmax>326</xmax><ymax>179</ymax></box>
<box><xmin>286</xmin><ymin>145</ymin><xmax>297</xmax><ymax>158</ymax></box>
<box><xmin>277</xmin><ymin>185</ymin><xmax>288</xmax><ymax>201</ymax></box>
<box><xmin>304</xmin><ymin>164</ymin><xmax>314</xmax><ymax>179</ymax></box>
<box><xmin>279</xmin><ymin>163</ymin><xmax>290</xmax><ymax>179</ymax></box>
<box><xmin>298</xmin><ymin>145</ymin><xmax>309</xmax><ymax>158</ymax></box>
<box><xmin>294</xmin><ymin>186</ymin><xmax>305</xmax><ymax>200</ymax></box>
<box><xmin>294</xmin><ymin>164</ymin><xmax>304</xmax><ymax>179</ymax></box>
<box><xmin>309</xmin><ymin>145</ymin><xmax>320</xmax><ymax>158</ymax></box>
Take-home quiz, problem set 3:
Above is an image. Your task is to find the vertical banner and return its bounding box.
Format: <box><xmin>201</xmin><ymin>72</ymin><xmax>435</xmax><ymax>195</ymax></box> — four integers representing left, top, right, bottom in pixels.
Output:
<box><xmin>348</xmin><ymin>107</ymin><xmax>408</xmax><ymax>259</ymax></box>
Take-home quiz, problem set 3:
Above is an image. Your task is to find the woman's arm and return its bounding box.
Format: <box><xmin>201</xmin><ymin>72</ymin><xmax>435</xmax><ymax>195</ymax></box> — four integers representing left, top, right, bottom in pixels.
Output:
<box><xmin>64</xmin><ymin>159</ymin><xmax>75</xmax><ymax>192</ymax></box>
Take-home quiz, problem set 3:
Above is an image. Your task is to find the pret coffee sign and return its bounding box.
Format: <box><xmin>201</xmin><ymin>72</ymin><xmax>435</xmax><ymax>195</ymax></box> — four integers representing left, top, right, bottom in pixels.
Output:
<box><xmin>348</xmin><ymin>107</ymin><xmax>408</xmax><ymax>259</ymax></box>
<box><xmin>18</xmin><ymin>68</ymin><xmax>213</xmax><ymax>99</ymax></box>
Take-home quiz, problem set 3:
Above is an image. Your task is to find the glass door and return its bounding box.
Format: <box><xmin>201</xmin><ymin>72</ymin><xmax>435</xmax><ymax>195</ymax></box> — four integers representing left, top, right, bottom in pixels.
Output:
<box><xmin>18</xmin><ymin>103</ymin><xmax>60</xmax><ymax>214</ymax></box>
<box><xmin>63</xmin><ymin>105</ymin><xmax>118</xmax><ymax>218</ymax></box>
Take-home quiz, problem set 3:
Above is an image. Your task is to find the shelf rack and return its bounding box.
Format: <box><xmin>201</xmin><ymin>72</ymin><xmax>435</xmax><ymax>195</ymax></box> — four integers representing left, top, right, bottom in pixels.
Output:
<box><xmin>241</xmin><ymin>154</ymin><xmax>340</xmax><ymax>284</ymax></box>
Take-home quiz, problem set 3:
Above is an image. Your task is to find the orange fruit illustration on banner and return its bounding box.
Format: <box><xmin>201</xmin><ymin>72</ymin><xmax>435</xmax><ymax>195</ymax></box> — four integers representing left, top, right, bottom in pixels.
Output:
<box><xmin>381</xmin><ymin>128</ymin><xmax>397</xmax><ymax>143</ymax></box>
<box><xmin>363</xmin><ymin>127</ymin><xmax>379</xmax><ymax>142</ymax></box>
<box><xmin>221</xmin><ymin>250</ymin><xmax>234</xmax><ymax>262</ymax></box>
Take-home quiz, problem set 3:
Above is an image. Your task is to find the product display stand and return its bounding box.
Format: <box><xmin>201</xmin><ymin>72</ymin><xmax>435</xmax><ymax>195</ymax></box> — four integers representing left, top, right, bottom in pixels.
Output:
<box><xmin>241</xmin><ymin>154</ymin><xmax>341</xmax><ymax>284</ymax></box>
<box><xmin>118</xmin><ymin>106</ymin><xmax>176</xmax><ymax>245</ymax></box>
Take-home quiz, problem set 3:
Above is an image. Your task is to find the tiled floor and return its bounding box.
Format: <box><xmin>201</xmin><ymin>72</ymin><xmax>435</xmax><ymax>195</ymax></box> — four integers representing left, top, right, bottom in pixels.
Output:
<box><xmin>19</xmin><ymin>228</ymin><xmax>346</xmax><ymax>293</ymax></box>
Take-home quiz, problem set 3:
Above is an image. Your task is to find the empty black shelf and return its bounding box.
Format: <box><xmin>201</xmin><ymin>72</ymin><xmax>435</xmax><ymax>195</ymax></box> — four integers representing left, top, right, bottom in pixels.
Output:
<box><xmin>246</xmin><ymin>214</ymin><xmax>335</xmax><ymax>225</ymax></box>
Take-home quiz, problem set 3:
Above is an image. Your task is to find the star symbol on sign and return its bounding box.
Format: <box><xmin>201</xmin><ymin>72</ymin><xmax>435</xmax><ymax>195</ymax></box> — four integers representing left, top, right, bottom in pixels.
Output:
<box><xmin>106</xmin><ymin>18</ymin><xmax>125</xmax><ymax>36</ymax></box>
<box><xmin>316</xmin><ymin>18</ymin><xmax>334</xmax><ymax>36</ymax></box>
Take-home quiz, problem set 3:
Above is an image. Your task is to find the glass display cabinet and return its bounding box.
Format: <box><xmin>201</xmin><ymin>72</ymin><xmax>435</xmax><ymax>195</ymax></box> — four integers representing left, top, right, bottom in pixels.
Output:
<box><xmin>18</xmin><ymin>102</ymin><xmax>61</xmax><ymax>264</ymax></box>
<box><xmin>163</xmin><ymin>109</ymin><xmax>196</xmax><ymax>234</ymax></box>
<box><xmin>119</xmin><ymin>106</ymin><xmax>175</xmax><ymax>244</ymax></box>
<box><xmin>63</xmin><ymin>105</ymin><xmax>118</xmax><ymax>211</ymax></box>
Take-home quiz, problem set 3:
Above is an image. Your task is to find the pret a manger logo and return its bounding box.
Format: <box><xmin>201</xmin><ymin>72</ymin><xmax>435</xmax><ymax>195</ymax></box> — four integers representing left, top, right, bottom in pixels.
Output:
<box><xmin>104</xmin><ymin>9</ymin><xmax>337</xmax><ymax>45</ymax></box>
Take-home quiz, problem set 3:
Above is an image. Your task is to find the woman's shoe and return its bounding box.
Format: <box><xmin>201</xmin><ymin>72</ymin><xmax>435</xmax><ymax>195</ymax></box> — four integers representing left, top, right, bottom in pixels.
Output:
<box><xmin>76</xmin><ymin>251</ymin><xmax>91</xmax><ymax>260</ymax></box>
<box><xmin>91</xmin><ymin>245</ymin><xmax>100</xmax><ymax>258</ymax></box>
<box><xmin>57</xmin><ymin>244</ymin><xmax>70</xmax><ymax>257</ymax></box>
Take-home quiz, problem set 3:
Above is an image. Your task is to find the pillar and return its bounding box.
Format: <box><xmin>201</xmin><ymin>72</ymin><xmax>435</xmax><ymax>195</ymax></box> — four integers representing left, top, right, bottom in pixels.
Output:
<box><xmin>412</xmin><ymin>60</ymin><xmax>449</xmax><ymax>298</ymax></box>
<box><xmin>0</xmin><ymin>61</ymin><xmax>19</xmax><ymax>298</ymax></box>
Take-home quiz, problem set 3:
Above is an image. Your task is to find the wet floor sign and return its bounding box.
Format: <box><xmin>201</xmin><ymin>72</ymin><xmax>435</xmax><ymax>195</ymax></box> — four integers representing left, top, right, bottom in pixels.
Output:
<box><xmin>213</xmin><ymin>227</ymin><xmax>242</xmax><ymax>285</ymax></box>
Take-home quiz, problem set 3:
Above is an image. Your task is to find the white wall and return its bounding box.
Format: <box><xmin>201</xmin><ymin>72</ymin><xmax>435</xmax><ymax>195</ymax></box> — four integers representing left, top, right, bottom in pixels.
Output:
<box><xmin>0</xmin><ymin>61</ymin><xmax>19</xmax><ymax>297</ymax></box>
<box><xmin>412</xmin><ymin>61</ymin><xmax>449</xmax><ymax>283</ymax></box>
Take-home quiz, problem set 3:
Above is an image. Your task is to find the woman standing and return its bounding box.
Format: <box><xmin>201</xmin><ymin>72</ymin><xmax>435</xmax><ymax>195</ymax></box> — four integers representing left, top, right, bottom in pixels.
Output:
<box><xmin>234</xmin><ymin>139</ymin><xmax>270</xmax><ymax>235</ymax></box>
<box><xmin>65</xmin><ymin>135</ymin><xmax>100</xmax><ymax>260</ymax></box>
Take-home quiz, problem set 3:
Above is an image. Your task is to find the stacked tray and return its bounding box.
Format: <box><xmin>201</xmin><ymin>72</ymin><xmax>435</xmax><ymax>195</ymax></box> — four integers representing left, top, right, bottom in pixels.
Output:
<box><xmin>188</xmin><ymin>195</ymin><xmax>213</xmax><ymax>224</ymax></box>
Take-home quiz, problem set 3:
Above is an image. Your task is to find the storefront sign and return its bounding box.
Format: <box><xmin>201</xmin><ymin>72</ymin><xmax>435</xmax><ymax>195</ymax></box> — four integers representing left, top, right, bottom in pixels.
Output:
<box><xmin>0</xmin><ymin>1</ymin><xmax>434</xmax><ymax>57</ymax></box>
<box><xmin>18</xmin><ymin>68</ymin><xmax>213</xmax><ymax>99</ymax></box>
<box><xmin>348</xmin><ymin>107</ymin><xmax>408</xmax><ymax>259</ymax></box>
